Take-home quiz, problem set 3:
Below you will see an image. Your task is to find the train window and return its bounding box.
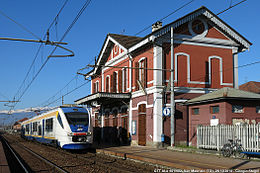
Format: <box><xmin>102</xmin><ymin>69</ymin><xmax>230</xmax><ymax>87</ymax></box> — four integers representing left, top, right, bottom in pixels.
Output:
<box><xmin>57</xmin><ymin>114</ymin><xmax>64</xmax><ymax>129</ymax></box>
<box><xmin>65</xmin><ymin>112</ymin><xmax>89</xmax><ymax>126</ymax></box>
<box><xmin>30</xmin><ymin>123</ymin><xmax>33</xmax><ymax>134</ymax></box>
<box><xmin>25</xmin><ymin>124</ymin><xmax>29</xmax><ymax>132</ymax></box>
<box><xmin>45</xmin><ymin>118</ymin><xmax>53</xmax><ymax>132</ymax></box>
<box><xmin>33</xmin><ymin>122</ymin><xmax>37</xmax><ymax>132</ymax></box>
<box><xmin>38</xmin><ymin>125</ymin><xmax>42</xmax><ymax>135</ymax></box>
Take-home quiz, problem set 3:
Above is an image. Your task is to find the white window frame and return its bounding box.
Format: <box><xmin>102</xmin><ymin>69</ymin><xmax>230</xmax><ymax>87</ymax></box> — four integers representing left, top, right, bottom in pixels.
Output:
<box><xmin>232</xmin><ymin>105</ymin><xmax>244</xmax><ymax>113</ymax></box>
<box><xmin>95</xmin><ymin>81</ymin><xmax>99</xmax><ymax>93</ymax></box>
<box><xmin>256</xmin><ymin>106</ymin><xmax>260</xmax><ymax>114</ymax></box>
<box><xmin>138</xmin><ymin>57</ymin><xmax>146</xmax><ymax>84</ymax></box>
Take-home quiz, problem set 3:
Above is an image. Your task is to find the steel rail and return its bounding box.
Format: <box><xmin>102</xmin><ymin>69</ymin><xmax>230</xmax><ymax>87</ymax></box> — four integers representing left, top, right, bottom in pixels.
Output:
<box><xmin>20</xmin><ymin>144</ymin><xmax>69</xmax><ymax>173</ymax></box>
<box><xmin>2</xmin><ymin>135</ymin><xmax>68</xmax><ymax>173</ymax></box>
<box><xmin>0</xmin><ymin>136</ymin><xmax>29</xmax><ymax>173</ymax></box>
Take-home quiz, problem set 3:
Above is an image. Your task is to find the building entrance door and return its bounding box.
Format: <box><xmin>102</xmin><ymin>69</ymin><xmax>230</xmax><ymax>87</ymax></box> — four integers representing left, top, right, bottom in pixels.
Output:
<box><xmin>138</xmin><ymin>104</ymin><xmax>146</xmax><ymax>146</ymax></box>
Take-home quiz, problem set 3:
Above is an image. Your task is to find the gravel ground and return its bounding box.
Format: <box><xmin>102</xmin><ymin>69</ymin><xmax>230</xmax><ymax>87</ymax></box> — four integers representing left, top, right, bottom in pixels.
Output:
<box><xmin>3</xmin><ymin>134</ymin><xmax>159</xmax><ymax>173</ymax></box>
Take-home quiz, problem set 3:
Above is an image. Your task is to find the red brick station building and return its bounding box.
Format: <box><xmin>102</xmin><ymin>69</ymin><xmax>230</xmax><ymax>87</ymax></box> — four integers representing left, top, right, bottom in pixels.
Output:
<box><xmin>75</xmin><ymin>7</ymin><xmax>252</xmax><ymax>147</ymax></box>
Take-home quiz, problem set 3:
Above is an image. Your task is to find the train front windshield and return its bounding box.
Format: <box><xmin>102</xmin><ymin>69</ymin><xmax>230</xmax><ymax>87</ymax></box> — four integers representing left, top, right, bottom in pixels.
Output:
<box><xmin>65</xmin><ymin>112</ymin><xmax>89</xmax><ymax>126</ymax></box>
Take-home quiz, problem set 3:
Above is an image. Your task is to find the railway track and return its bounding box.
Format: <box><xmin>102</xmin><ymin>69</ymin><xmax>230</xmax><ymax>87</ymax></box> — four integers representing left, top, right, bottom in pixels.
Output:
<box><xmin>1</xmin><ymin>134</ymin><xmax>69</xmax><ymax>173</ymax></box>
<box><xmin>0</xmin><ymin>134</ymin><xmax>30</xmax><ymax>173</ymax></box>
<box><xmin>3</xmin><ymin>134</ymin><xmax>158</xmax><ymax>172</ymax></box>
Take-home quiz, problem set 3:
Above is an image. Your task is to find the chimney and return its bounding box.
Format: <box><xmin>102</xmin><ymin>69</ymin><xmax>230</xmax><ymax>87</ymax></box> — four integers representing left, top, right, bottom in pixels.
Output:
<box><xmin>152</xmin><ymin>21</ymin><xmax>162</xmax><ymax>32</ymax></box>
<box><xmin>223</xmin><ymin>87</ymin><xmax>228</xmax><ymax>97</ymax></box>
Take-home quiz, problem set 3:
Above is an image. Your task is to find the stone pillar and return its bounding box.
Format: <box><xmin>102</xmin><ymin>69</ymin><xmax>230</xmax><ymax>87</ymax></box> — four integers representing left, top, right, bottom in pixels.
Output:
<box><xmin>153</xmin><ymin>43</ymin><xmax>163</xmax><ymax>146</ymax></box>
<box><xmin>233</xmin><ymin>48</ymin><xmax>239</xmax><ymax>89</ymax></box>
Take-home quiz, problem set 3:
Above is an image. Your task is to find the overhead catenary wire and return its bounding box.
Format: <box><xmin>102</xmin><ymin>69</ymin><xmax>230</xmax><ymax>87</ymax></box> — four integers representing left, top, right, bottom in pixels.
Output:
<box><xmin>73</xmin><ymin>0</ymin><xmax>252</xmax><ymax>107</ymax></box>
<box><xmin>34</xmin><ymin>0</ymin><xmax>250</xmax><ymax>109</ymax></box>
<box><xmin>9</xmin><ymin>0</ymin><xmax>92</xmax><ymax>112</ymax></box>
<box><xmin>38</xmin><ymin>75</ymin><xmax>80</xmax><ymax>107</ymax></box>
<box><xmin>0</xmin><ymin>92</ymin><xmax>10</xmax><ymax>101</ymax></box>
<box><xmin>134</xmin><ymin>0</ymin><xmax>195</xmax><ymax>36</ymax></box>
<box><xmin>38</xmin><ymin>57</ymin><xmax>96</xmax><ymax>107</ymax></box>
<box><xmin>0</xmin><ymin>9</ymin><xmax>41</xmax><ymax>40</ymax></box>
<box><xmin>42</xmin><ymin>79</ymin><xmax>90</xmax><ymax>107</ymax></box>
<box><xmin>85</xmin><ymin>0</ymin><xmax>248</xmax><ymax>76</ymax></box>
<box><xmin>37</xmin><ymin>53</ymin><xmax>96</xmax><ymax>108</ymax></box>
<box><xmin>12</xmin><ymin>0</ymin><xmax>70</xmax><ymax>103</ymax></box>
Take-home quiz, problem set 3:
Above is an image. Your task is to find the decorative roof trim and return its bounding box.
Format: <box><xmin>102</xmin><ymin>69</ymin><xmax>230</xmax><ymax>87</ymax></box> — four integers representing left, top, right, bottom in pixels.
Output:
<box><xmin>152</xmin><ymin>7</ymin><xmax>251</xmax><ymax>49</ymax></box>
<box><xmin>93</xmin><ymin>35</ymin><xmax>128</xmax><ymax>75</ymax></box>
<box><xmin>185</xmin><ymin>97</ymin><xmax>260</xmax><ymax>106</ymax></box>
<box><xmin>75</xmin><ymin>92</ymin><xmax>131</xmax><ymax>105</ymax></box>
<box><xmin>153</xmin><ymin>9</ymin><xmax>204</xmax><ymax>38</ymax></box>
<box><xmin>202</xmin><ymin>11</ymin><xmax>250</xmax><ymax>49</ymax></box>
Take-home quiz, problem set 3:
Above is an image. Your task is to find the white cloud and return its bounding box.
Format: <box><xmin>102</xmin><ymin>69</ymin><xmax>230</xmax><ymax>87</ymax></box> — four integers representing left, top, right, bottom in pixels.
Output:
<box><xmin>0</xmin><ymin>107</ymin><xmax>55</xmax><ymax>114</ymax></box>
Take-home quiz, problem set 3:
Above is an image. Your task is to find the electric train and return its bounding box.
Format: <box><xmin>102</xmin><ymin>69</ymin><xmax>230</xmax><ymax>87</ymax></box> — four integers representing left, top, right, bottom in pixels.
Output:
<box><xmin>21</xmin><ymin>105</ymin><xmax>93</xmax><ymax>150</ymax></box>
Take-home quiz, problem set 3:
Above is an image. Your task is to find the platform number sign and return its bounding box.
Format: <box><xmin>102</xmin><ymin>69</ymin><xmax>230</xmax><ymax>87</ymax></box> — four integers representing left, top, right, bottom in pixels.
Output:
<box><xmin>163</xmin><ymin>107</ymin><xmax>171</xmax><ymax>117</ymax></box>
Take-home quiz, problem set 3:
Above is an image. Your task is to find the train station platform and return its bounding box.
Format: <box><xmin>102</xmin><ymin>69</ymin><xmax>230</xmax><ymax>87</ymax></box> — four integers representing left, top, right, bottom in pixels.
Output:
<box><xmin>96</xmin><ymin>145</ymin><xmax>260</xmax><ymax>171</ymax></box>
<box><xmin>0</xmin><ymin>140</ymin><xmax>10</xmax><ymax>173</ymax></box>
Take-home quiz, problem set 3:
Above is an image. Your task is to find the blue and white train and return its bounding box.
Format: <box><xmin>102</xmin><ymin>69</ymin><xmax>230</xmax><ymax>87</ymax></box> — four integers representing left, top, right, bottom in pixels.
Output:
<box><xmin>21</xmin><ymin>105</ymin><xmax>93</xmax><ymax>150</ymax></box>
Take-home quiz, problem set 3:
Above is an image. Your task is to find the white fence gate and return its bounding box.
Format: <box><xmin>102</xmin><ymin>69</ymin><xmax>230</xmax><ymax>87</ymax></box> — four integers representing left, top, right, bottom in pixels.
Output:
<box><xmin>197</xmin><ymin>124</ymin><xmax>260</xmax><ymax>151</ymax></box>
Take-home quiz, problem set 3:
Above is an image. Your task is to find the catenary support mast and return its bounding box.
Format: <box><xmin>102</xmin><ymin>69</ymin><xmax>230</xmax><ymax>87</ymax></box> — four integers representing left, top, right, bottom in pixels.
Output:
<box><xmin>170</xmin><ymin>26</ymin><xmax>175</xmax><ymax>146</ymax></box>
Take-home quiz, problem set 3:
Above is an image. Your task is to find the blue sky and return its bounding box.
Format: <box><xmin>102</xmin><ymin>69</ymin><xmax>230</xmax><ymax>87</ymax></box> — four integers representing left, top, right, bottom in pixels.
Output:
<box><xmin>0</xmin><ymin>0</ymin><xmax>259</xmax><ymax>112</ymax></box>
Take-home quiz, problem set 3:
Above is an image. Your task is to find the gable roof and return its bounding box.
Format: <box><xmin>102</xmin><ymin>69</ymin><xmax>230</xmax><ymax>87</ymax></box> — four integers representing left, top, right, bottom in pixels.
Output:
<box><xmin>89</xmin><ymin>33</ymin><xmax>142</xmax><ymax>76</ymax></box>
<box><xmin>186</xmin><ymin>87</ymin><xmax>260</xmax><ymax>105</ymax></box>
<box><xmin>239</xmin><ymin>81</ymin><xmax>260</xmax><ymax>94</ymax></box>
<box><xmin>13</xmin><ymin>117</ymin><xmax>29</xmax><ymax>125</ymax></box>
<box><xmin>109</xmin><ymin>33</ymin><xmax>143</xmax><ymax>49</ymax></box>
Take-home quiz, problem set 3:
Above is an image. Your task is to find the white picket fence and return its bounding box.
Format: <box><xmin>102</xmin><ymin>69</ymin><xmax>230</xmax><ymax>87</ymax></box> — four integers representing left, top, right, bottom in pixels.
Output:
<box><xmin>197</xmin><ymin>124</ymin><xmax>260</xmax><ymax>151</ymax></box>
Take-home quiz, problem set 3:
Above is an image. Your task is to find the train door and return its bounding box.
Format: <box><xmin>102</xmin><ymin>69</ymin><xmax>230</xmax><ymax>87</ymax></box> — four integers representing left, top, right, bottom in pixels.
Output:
<box><xmin>138</xmin><ymin>104</ymin><xmax>146</xmax><ymax>146</ymax></box>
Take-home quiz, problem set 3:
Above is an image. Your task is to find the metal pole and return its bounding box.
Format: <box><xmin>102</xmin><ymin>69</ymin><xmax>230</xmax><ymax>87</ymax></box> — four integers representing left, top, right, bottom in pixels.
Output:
<box><xmin>0</xmin><ymin>101</ymin><xmax>19</xmax><ymax>102</ymax></box>
<box><xmin>170</xmin><ymin>26</ymin><xmax>175</xmax><ymax>147</ymax></box>
<box><xmin>0</xmin><ymin>37</ymin><xmax>67</xmax><ymax>45</ymax></box>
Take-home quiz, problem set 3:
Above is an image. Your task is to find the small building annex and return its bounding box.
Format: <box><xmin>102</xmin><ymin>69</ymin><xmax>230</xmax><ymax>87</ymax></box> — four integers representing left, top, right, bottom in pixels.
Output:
<box><xmin>13</xmin><ymin>117</ymin><xmax>29</xmax><ymax>132</ymax></box>
<box><xmin>75</xmin><ymin>6</ymin><xmax>251</xmax><ymax>147</ymax></box>
<box><xmin>186</xmin><ymin>87</ymin><xmax>260</xmax><ymax>146</ymax></box>
<box><xmin>239</xmin><ymin>81</ymin><xmax>260</xmax><ymax>94</ymax></box>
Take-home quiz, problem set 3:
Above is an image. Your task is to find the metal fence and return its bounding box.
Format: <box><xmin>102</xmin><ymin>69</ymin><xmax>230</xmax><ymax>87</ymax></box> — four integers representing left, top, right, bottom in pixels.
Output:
<box><xmin>197</xmin><ymin>124</ymin><xmax>260</xmax><ymax>151</ymax></box>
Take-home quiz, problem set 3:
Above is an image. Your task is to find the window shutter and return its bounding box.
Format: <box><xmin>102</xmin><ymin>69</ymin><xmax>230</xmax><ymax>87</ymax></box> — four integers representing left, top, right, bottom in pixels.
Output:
<box><xmin>93</xmin><ymin>82</ymin><xmax>96</xmax><ymax>93</ymax></box>
<box><xmin>96</xmin><ymin>81</ymin><xmax>99</xmax><ymax>92</ymax></box>
<box><xmin>113</xmin><ymin>72</ymin><xmax>117</xmax><ymax>93</ymax></box>
<box><xmin>123</xmin><ymin>68</ymin><xmax>127</xmax><ymax>92</ymax></box>
<box><xmin>110</xmin><ymin>73</ymin><xmax>114</xmax><ymax>93</ymax></box>
<box><xmin>135</xmin><ymin>62</ymin><xmax>139</xmax><ymax>90</ymax></box>
<box><xmin>144</xmin><ymin>58</ymin><xmax>147</xmax><ymax>88</ymax></box>
<box><xmin>118</xmin><ymin>70</ymin><xmax>122</xmax><ymax>93</ymax></box>
<box><xmin>106</xmin><ymin>77</ymin><xmax>108</xmax><ymax>92</ymax></box>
